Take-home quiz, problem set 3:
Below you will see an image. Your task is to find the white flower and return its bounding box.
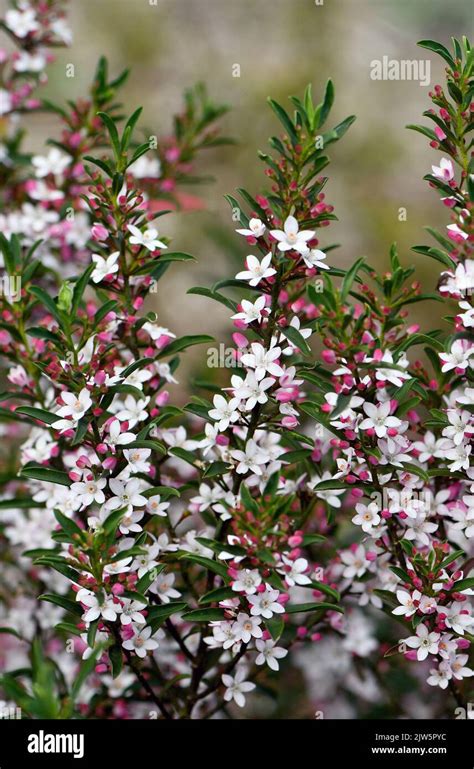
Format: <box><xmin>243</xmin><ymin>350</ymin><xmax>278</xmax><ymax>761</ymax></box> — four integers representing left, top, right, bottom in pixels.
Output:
<box><xmin>235</xmin><ymin>253</ymin><xmax>276</xmax><ymax>286</ymax></box>
<box><xmin>91</xmin><ymin>251</ymin><xmax>120</xmax><ymax>283</ymax></box>
<box><xmin>449</xmin><ymin>654</ymin><xmax>474</xmax><ymax>681</ymax></box>
<box><xmin>106</xmin><ymin>419</ymin><xmax>135</xmax><ymax>448</ymax></box>
<box><xmin>240</xmin><ymin>342</ymin><xmax>284</xmax><ymax>380</ymax></box>
<box><xmin>233</xmin><ymin>613</ymin><xmax>262</xmax><ymax>642</ymax></box>
<box><xmin>103</xmin><ymin>557</ymin><xmax>133</xmax><ymax>575</ymax></box>
<box><xmin>231</xmin><ymin>439</ymin><xmax>268</xmax><ymax>475</ymax></box>
<box><xmin>115</xmin><ymin>395</ymin><xmax>150</xmax><ymax>429</ymax></box>
<box><xmin>122</xmin><ymin>447</ymin><xmax>151</xmax><ymax>474</ymax></box>
<box><xmin>106</xmin><ymin>478</ymin><xmax>147</xmax><ymax>513</ymax></box>
<box><xmin>222</xmin><ymin>669</ymin><xmax>255</xmax><ymax>708</ymax></box>
<box><xmin>431</xmin><ymin>157</ymin><xmax>454</xmax><ymax>181</ymax></box>
<box><xmin>299</xmin><ymin>247</ymin><xmax>329</xmax><ymax>270</ymax></box>
<box><xmin>365</xmin><ymin>350</ymin><xmax>410</xmax><ymax>387</ymax></box>
<box><xmin>52</xmin><ymin>388</ymin><xmax>92</xmax><ymax>427</ymax></box>
<box><xmin>14</xmin><ymin>51</ymin><xmax>46</xmax><ymax>73</ymax></box>
<box><xmin>403</xmin><ymin>624</ymin><xmax>440</xmax><ymax>661</ymax></box>
<box><xmin>142</xmin><ymin>320</ymin><xmax>176</xmax><ymax>341</ymax></box>
<box><xmin>443</xmin><ymin>408</ymin><xmax>473</xmax><ymax>446</ymax></box>
<box><xmin>5</xmin><ymin>8</ymin><xmax>39</xmax><ymax>38</ymax></box>
<box><xmin>248</xmin><ymin>588</ymin><xmax>284</xmax><ymax>618</ymax></box>
<box><xmin>403</xmin><ymin>512</ymin><xmax>438</xmax><ymax>548</ymax></box>
<box><xmin>232</xmin><ymin>569</ymin><xmax>262</xmax><ymax>595</ymax></box>
<box><xmin>236</xmin><ymin>218</ymin><xmax>266</xmax><ymax>238</ymax></box>
<box><xmin>150</xmin><ymin>571</ymin><xmax>181</xmax><ymax>603</ymax></box>
<box><xmin>352</xmin><ymin>501</ymin><xmax>381</xmax><ymax>533</ymax></box>
<box><xmin>442</xmin><ymin>603</ymin><xmax>474</xmax><ymax>636</ymax></box>
<box><xmin>146</xmin><ymin>494</ymin><xmax>170</xmax><ymax>517</ymax></box>
<box><xmin>117</xmin><ymin>509</ymin><xmax>144</xmax><ymax>535</ymax></box>
<box><xmin>32</xmin><ymin>148</ymin><xmax>70</xmax><ymax>179</ymax></box>
<box><xmin>445</xmin><ymin>442</ymin><xmax>471</xmax><ymax>472</ymax></box>
<box><xmin>440</xmin><ymin>339</ymin><xmax>474</xmax><ymax>372</ymax></box>
<box><xmin>427</xmin><ymin>661</ymin><xmax>452</xmax><ymax>689</ymax></box>
<box><xmin>279</xmin><ymin>555</ymin><xmax>311</xmax><ymax>586</ymax></box>
<box><xmin>392</xmin><ymin>589</ymin><xmax>421</xmax><ymax>618</ymax></box>
<box><xmin>0</xmin><ymin>90</ymin><xmax>12</xmax><ymax>116</ymax></box>
<box><xmin>270</xmin><ymin>215</ymin><xmax>314</xmax><ymax>253</ymax></box>
<box><xmin>340</xmin><ymin>545</ymin><xmax>370</xmax><ymax>579</ymax></box>
<box><xmin>191</xmin><ymin>483</ymin><xmax>223</xmax><ymax>512</ymax></box>
<box><xmin>359</xmin><ymin>401</ymin><xmax>401</xmax><ymax>438</ymax></box>
<box><xmin>231</xmin><ymin>295</ymin><xmax>266</xmax><ymax>324</ymax></box>
<box><xmin>128</xmin><ymin>155</ymin><xmax>161</xmax><ymax>179</ymax></box>
<box><xmin>71</xmin><ymin>477</ymin><xmax>107</xmax><ymax>507</ymax></box>
<box><xmin>76</xmin><ymin>588</ymin><xmax>121</xmax><ymax>623</ymax></box>
<box><xmin>231</xmin><ymin>372</ymin><xmax>274</xmax><ymax>411</ymax></box>
<box><xmin>458</xmin><ymin>301</ymin><xmax>474</xmax><ymax>328</ymax></box>
<box><xmin>127</xmin><ymin>224</ymin><xmax>166</xmax><ymax>251</ymax></box>
<box><xmin>208</xmin><ymin>394</ymin><xmax>240</xmax><ymax>431</ymax></box>
<box><xmin>122</xmin><ymin>626</ymin><xmax>159</xmax><ymax>658</ymax></box>
<box><xmin>255</xmin><ymin>639</ymin><xmax>288</xmax><ymax>671</ymax></box>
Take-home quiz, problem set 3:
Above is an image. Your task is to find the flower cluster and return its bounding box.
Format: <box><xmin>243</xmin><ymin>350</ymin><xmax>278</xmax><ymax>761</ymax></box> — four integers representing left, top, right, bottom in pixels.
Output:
<box><xmin>0</xmin><ymin>27</ymin><xmax>472</xmax><ymax>721</ymax></box>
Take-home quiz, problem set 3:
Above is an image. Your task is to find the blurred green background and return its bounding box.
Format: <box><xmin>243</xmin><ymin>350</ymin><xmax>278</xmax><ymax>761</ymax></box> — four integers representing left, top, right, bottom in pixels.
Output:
<box><xmin>14</xmin><ymin>0</ymin><xmax>474</xmax><ymax>397</ymax></box>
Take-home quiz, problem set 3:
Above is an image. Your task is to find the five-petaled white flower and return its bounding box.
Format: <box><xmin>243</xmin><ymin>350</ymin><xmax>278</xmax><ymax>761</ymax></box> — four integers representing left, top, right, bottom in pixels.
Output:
<box><xmin>122</xmin><ymin>626</ymin><xmax>159</xmax><ymax>658</ymax></box>
<box><xmin>352</xmin><ymin>502</ymin><xmax>381</xmax><ymax>534</ymax></box>
<box><xmin>232</xmin><ymin>569</ymin><xmax>262</xmax><ymax>595</ymax></box>
<box><xmin>76</xmin><ymin>588</ymin><xmax>121</xmax><ymax>623</ymax></box>
<box><xmin>231</xmin><ymin>295</ymin><xmax>267</xmax><ymax>324</ymax></box>
<box><xmin>359</xmin><ymin>401</ymin><xmax>401</xmax><ymax>438</ymax></box>
<box><xmin>235</xmin><ymin>253</ymin><xmax>276</xmax><ymax>286</ymax></box>
<box><xmin>234</xmin><ymin>612</ymin><xmax>263</xmax><ymax>642</ymax></box>
<box><xmin>240</xmin><ymin>342</ymin><xmax>284</xmax><ymax>381</ymax></box>
<box><xmin>403</xmin><ymin>624</ymin><xmax>440</xmax><ymax>661</ymax></box>
<box><xmin>127</xmin><ymin>224</ymin><xmax>166</xmax><ymax>251</ymax></box>
<box><xmin>222</xmin><ymin>669</ymin><xmax>255</xmax><ymax>708</ymax></box>
<box><xmin>248</xmin><ymin>588</ymin><xmax>284</xmax><ymax>618</ymax></box>
<box><xmin>52</xmin><ymin>388</ymin><xmax>92</xmax><ymax>428</ymax></box>
<box><xmin>270</xmin><ymin>215</ymin><xmax>315</xmax><ymax>253</ymax></box>
<box><xmin>209</xmin><ymin>394</ymin><xmax>240</xmax><ymax>431</ymax></box>
<box><xmin>255</xmin><ymin>639</ymin><xmax>288</xmax><ymax>671</ymax></box>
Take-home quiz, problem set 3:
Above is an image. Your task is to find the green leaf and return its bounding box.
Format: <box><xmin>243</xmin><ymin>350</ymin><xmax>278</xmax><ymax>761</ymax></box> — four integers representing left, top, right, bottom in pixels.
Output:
<box><xmin>20</xmin><ymin>465</ymin><xmax>71</xmax><ymax>487</ymax></box>
<box><xmin>179</xmin><ymin>553</ymin><xmax>229</xmax><ymax>579</ymax></box>
<box><xmin>316</xmin><ymin>78</ymin><xmax>334</xmax><ymax>128</ymax></box>
<box><xmin>109</xmin><ymin>645</ymin><xmax>124</xmax><ymax>679</ymax></box>
<box><xmin>285</xmin><ymin>602</ymin><xmax>343</xmax><ymax>614</ymax></box>
<box><xmin>451</xmin><ymin>577</ymin><xmax>474</xmax><ymax>592</ymax></box>
<box><xmin>97</xmin><ymin>112</ymin><xmax>121</xmax><ymax>158</ymax></box>
<box><xmin>157</xmin><ymin>334</ymin><xmax>214</xmax><ymax>358</ymax></box>
<box><xmin>39</xmin><ymin>594</ymin><xmax>82</xmax><ymax>616</ymax></box>
<box><xmin>439</xmin><ymin>549</ymin><xmax>465</xmax><ymax>571</ymax></box>
<box><xmin>198</xmin><ymin>586</ymin><xmax>235</xmax><ymax>605</ymax></box>
<box><xmin>267</xmin><ymin>98</ymin><xmax>298</xmax><ymax>145</ymax></box>
<box><xmin>341</xmin><ymin>256</ymin><xmax>366</xmax><ymax>301</ymax></box>
<box><xmin>182</xmin><ymin>608</ymin><xmax>226</xmax><ymax>622</ymax></box>
<box><xmin>280</xmin><ymin>324</ymin><xmax>312</xmax><ymax>355</ymax></box>
<box><xmin>15</xmin><ymin>406</ymin><xmax>58</xmax><ymax>425</ymax></box>
<box><xmin>72</xmin><ymin>263</ymin><xmax>95</xmax><ymax>316</ymax></box>
<box><xmin>53</xmin><ymin>509</ymin><xmax>83</xmax><ymax>540</ymax></box>
<box><xmin>417</xmin><ymin>39</ymin><xmax>456</xmax><ymax>69</ymax></box>
<box><xmin>266</xmin><ymin>616</ymin><xmax>284</xmax><ymax>640</ymax></box>
<box><xmin>147</xmin><ymin>601</ymin><xmax>188</xmax><ymax>632</ymax></box>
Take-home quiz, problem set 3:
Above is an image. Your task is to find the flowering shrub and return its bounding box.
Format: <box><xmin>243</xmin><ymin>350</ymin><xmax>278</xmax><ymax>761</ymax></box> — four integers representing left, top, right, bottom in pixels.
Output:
<box><xmin>0</xmin><ymin>11</ymin><xmax>473</xmax><ymax>720</ymax></box>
